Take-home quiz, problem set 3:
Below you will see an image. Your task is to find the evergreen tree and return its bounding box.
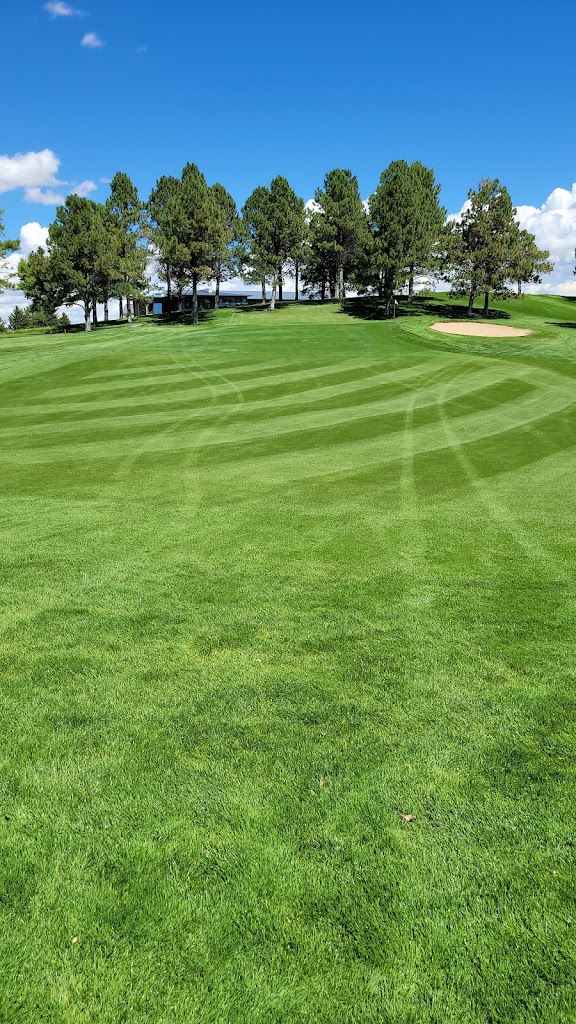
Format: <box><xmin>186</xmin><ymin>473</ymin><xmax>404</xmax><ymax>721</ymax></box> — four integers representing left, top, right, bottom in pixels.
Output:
<box><xmin>210</xmin><ymin>183</ymin><xmax>242</xmax><ymax>308</ymax></box>
<box><xmin>176</xmin><ymin>163</ymin><xmax>221</xmax><ymax>324</ymax></box>
<box><xmin>241</xmin><ymin>185</ymin><xmax>276</xmax><ymax>304</ymax></box>
<box><xmin>404</xmin><ymin>162</ymin><xmax>446</xmax><ymax>299</ymax></box>
<box><xmin>106</xmin><ymin>172</ymin><xmax>148</xmax><ymax>320</ymax></box>
<box><xmin>18</xmin><ymin>246</ymin><xmax>62</xmax><ymax>322</ymax></box>
<box><xmin>8</xmin><ymin>306</ymin><xmax>28</xmax><ymax>331</ymax></box>
<box><xmin>355</xmin><ymin>161</ymin><xmax>445</xmax><ymax>312</ymax></box>
<box><xmin>242</xmin><ymin>177</ymin><xmax>306</xmax><ymax>309</ymax></box>
<box><xmin>449</xmin><ymin>179</ymin><xmax>518</xmax><ymax>316</ymax></box>
<box><xmin>363</xmin><ymin>161</ymin><xmax>415</xmax><ymax>310</ymax></box>
<box><xmin>147</xmin><ymin>175</ymin><xmax>186</xmax><ymax>315</ymax></box>
<box><xmin>311</xmin><ymin>170</ymin><xmax>368</xmax><ymax>299</ymax></box>
<box><xmin>301</xmin><ymin>206</ymin><xmax>336</xmax><ymax>299</ymax></box>
<box><xmin>45</xmin><ymin>195</ymin><xmax>110</xmax><ymax>331</ymax></box>
<box><xmin>508</xmin><ymin>226</ymin><xmax>552</xmax><ymax>296</ymax></box>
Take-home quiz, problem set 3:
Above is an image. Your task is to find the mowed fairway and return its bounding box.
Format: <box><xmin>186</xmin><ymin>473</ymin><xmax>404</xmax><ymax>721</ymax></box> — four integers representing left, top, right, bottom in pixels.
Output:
<box><xmin>1</xmin><ymin>297</ymin><xmax>576</xmax><ymax>1023</ymax></box>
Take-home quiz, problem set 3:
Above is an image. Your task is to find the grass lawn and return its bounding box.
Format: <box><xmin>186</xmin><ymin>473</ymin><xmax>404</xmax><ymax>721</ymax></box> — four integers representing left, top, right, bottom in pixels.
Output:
<box><xmin>1</xmin><ymin>295</ymin><xmax>575</xmax><ymax>1023</ymax></box>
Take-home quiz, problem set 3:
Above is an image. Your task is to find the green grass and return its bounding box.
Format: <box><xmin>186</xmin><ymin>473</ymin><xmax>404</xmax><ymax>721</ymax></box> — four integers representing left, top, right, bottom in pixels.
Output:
<box><xmin>1</xmin><ymin>295</ymin><xmax>575</xmax><ymax>1023</ymax></box>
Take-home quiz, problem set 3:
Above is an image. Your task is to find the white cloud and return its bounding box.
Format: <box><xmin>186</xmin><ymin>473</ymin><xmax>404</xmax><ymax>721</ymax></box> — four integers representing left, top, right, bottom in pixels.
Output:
<box><xmin>24</xmin><ymin>186</ymin><xmax>66</xmax><ymax>205</ymax></box>
<box><xmin>81</xmin><ymin>32</ymin><xmax>104</xmax><ymax>47</ymax></box>
<box><xmin>0</xmin><ymin>222</ymin><xmax>49</xmax><ymax>317</ymax></box>
<box><xmin>19</xmin><ymin>222</ymin><xmax>50</xmax><ymax>255</ymax></box>
<box><xmin>0</xmin><ymin>149</ymin><xmax>60</xmax><ymax>194</ymax></box>
<box><xmin>73</xmin><ymin>179</ymin><xmax>97</xmax><ymax>197</ymax></box>
<box><xmin>45</xmin><ymin>1</ymin><xmax>83</xmax><ymax>15</ymax></box>
<box><xmin>447</xmin><ymin>183</ymin><xmax>576</xmax><ymax>295</ymax></box>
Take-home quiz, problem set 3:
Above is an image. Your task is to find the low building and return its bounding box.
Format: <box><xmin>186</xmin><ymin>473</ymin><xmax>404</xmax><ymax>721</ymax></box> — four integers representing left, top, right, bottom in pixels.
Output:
<box><xmin>145</xmin><ymin>291</ymin><xmax>253</xmax><ymax>316</ymax></box>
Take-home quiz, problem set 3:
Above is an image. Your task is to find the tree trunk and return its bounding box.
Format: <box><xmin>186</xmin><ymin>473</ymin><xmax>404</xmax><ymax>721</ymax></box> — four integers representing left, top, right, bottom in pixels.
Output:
<box><xmin>215</xmin><ymin>270</ymin><xmax>221</xmax><ymax>309</ymax></box>
<box><xmin>384</xmin><ymin>271</ymin><xmax>394</xmax><ymax>317</ymax></box>
<box><xmin>92</xmin><ymin>298</ymin><xmax>98</xmax><ymax>325</ymax></box>
<box><xmin>166</xmin><ymin>270</ymin><xmax>172</xmax><ymax>315</ymax></box>
<box><xmin>295</xmin><ymin>260</ymin><xmax>299</xmax><ymax>302</ymax></box>
<box><xmin>269</xmin><ymin>281</ymin><xmax>276</xmax><ymax>311</ymax></box>
<box><xmin>278</xmin><ymin>267</ymin><xmax>283</xmax><ymax>302</ymax></box>
<box><xmin>119</xmin><ymin>296</ymin><xmax>124</xmax><ymax>319</ymax></box>
<box><xmin>104</xmin><ymin>298</ymin><xmax>109</xmax><ymax>322</ymax></box>
<box><xmin>338</xmin><ymin>264</ymin><xmax>345</xmax><ymax>300</ymax></box>
<box><xmin>84</xmin><ymin>302</ymin><xmax>92</xmax><ymax>332</ymax></box>
<box><xmin>127</xmin><ymin>298</ymin><xmax>133</xmax><ymax>322</ymax></box>
<box><xmin>467</xmin><ymin>291</ymin><xmax>475</xmax><ymax>317</ymax></box>
<box><xmin>192</xmin><ymin>273</ymin><xmax>199</xmax><ymax>324</ymax></box>
<box><xmin>517</xmin><ymin>279</ymin><xmax>522</xmax><ymax>297</ymax></box>
<box><xmin>321</xmin><ymin>278</ymin><xmax>326</xmax><ymax>301</ymax></box>
<box><xmin>408</xmin><ymin>265</ymin><xmax>415</xmax><ymax>302</ymax></box>
<box><xmin>483</xmin><ymin>291</ymin><xmax>489</xmax><ymax>316</ymax></box>
<box><xmin>261</xmin><ymin>279</ymin><xmax>266</xmax><ymax>303</ymax></box>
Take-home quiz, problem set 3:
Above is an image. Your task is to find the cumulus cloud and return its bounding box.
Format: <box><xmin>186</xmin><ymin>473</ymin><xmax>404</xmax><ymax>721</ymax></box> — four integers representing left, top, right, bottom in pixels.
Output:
<box><xmin>23</xmin><ymin>181</ymin><xmax>96</xmax><ymax>205</ymax></box>
<box><xmin>45</xmin><ymin>1</ymin><xmax>83</xmax><ymax>15</ymax></box>
<box><xmin>515</xmin><ymin>183</ymin><xmax>576</xmax><ymax>293</ymax></box>
<box><xmin>73</xmin><ymin>179</ymin><xmax>97</xmax><ymax>197</ymax></box>
<box><xmin>19</xmin><ymin>222</ymin><xmax>50</xmax><ymax>255</ymax></box>
<box><xmin>0</xmin><ymin>150</ymin><xmax>99</xmax><ymax>205</ymax></box>
<box><xmin>0</xmin><ymin>222</ymin><xmax>49</xmax><ymax>319</ymax></box>
<box><xmin>81</xmin><ymin>32</ymin><xmax>104</xmax><ymax>47</ymax></box>
<box><xmin>447</xmin><ymin>183</ymin><xmax>576</xmax><ymax>295</ymax></box>
<box><xmin>24</xmin><ymin>186</ymin><xmax>66</xmax><ymax>205</ymax></box>
<box><xmin>0</xmin><ymin>149</ymin><xmax>60</xmax><ymax>194</ymax></box>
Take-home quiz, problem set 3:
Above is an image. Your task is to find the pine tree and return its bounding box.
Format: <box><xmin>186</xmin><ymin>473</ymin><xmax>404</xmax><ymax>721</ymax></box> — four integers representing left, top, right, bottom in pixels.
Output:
<box><xmin>210</xmin><ymin>183</ymin><xmax>242</xmax><ymax>308</ymax></box>
<box><xmin>449</xmin><ymin>179</ymin><xmax>519</xmax><ymax>316</ymax></box>
<box><xmin>176</xmin><ymin>163</ymin><xmax>220</xmax><ymax>324</ymax></box>
<box><xmin>508</xmin><ymin>226</ymin><xmax>552</xmax><ymax>296</ymax></box>
<box><xmin>312</xmin><ymin>170</ymin><xmax>368</xmax><ymax>299</ymax></box>
<box><xmin>242</xmin><ymin>178</ymin><xmax>306</xmax><ymax>309</ymax></box>
<box><xmin>18</xmin><ymin>246</ymin><xmax>63</xmax><ymax>322</ymax></box>
<box><xmin>404</xmin><ymin>162</ymin><xmax>446</xmax><ymax>299</ymax></box>
<box><xmin>8</xmin><ymin>306</ymin><xmax>28</xmax><ymax>331</ymax></box>
<box><xmin>45</xmin><ymin>195</ymin><xmax>110</xmax><ymax>331</ymax></box>
<box><xmin>147</xmin><ymin>175</ymin><xmax>186</xmax><ymax>315</ymax></box>
<box><xmin>106</xmin><ymin>173</ymin><xmax>148</xmax><ymax>320</ymax></box>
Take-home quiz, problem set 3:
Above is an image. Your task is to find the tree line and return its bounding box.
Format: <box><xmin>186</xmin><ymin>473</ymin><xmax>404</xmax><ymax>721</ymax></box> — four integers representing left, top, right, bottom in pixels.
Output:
<box><xmin>0</xmin><ymin>163</ymin><xmax>555</xmax><ymax>332</ymax></box>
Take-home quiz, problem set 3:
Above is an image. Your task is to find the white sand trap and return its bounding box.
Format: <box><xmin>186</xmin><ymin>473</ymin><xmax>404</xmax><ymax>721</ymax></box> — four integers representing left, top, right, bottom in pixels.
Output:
<box><xmin>430</xmin><ymin>321</ymin><xmax>532</xmax><ymax>338</ymax></box>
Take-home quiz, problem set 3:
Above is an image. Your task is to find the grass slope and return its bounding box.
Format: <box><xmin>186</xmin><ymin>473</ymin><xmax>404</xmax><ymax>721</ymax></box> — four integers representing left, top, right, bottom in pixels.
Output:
<box><xmin>1</xmin><ymin>296</ymin><xmax>575</xmax><ymax>1023</ymax></box>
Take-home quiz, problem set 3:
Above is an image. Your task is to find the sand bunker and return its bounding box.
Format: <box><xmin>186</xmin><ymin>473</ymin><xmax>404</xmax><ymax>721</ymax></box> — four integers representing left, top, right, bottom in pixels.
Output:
<box><xmin>430</xmin><ymin>321</ymin><xmax>532</xmax><ymax>338</ymax></box>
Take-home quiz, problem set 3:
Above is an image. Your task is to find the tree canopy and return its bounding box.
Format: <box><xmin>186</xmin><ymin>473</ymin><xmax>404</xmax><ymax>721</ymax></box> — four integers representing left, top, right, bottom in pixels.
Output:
<box><xmin>9</xmin><ymin>161</ymin><xmax>561</xmax><ymax>328</ymax></box>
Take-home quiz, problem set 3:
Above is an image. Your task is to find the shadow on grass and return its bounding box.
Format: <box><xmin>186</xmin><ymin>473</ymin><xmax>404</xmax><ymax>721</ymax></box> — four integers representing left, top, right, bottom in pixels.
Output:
<box><xmin>547</xmin><ymin>322</ymin><xmax>576</xmax><ymax>329</ymax></box>
<box><xmin>339</xmin><ymin>296</ymin><xmax>512</xmax><ymax>322</ymax></box>
<box><xmin>148</xmin><ymin>309</ymin><xmax>217</xmax><ymax>328</ymax></box>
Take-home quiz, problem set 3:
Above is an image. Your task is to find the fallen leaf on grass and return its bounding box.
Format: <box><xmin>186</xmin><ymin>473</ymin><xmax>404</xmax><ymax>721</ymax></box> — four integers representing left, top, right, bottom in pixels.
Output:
<box><xmin>319</xmin><ymin>779</ymin><xmax>325</xmax><ymax>787</ymax></box>
<box><xmin>400</xmin><ymin>814</ymin><xmax>416</xmax><ymax>822</ymax></box>
<box><xmin>71</xmin><ymin>936</ymin><xmax>79</xmax><ymax>944</ymax></box>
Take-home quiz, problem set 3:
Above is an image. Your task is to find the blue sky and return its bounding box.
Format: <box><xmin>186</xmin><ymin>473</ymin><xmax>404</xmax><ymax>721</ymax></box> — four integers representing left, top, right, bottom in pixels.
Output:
<box><xmin>2</xmin><ymin>0</ymin><xmax>576</xmax><ymax>308</ymax></box>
